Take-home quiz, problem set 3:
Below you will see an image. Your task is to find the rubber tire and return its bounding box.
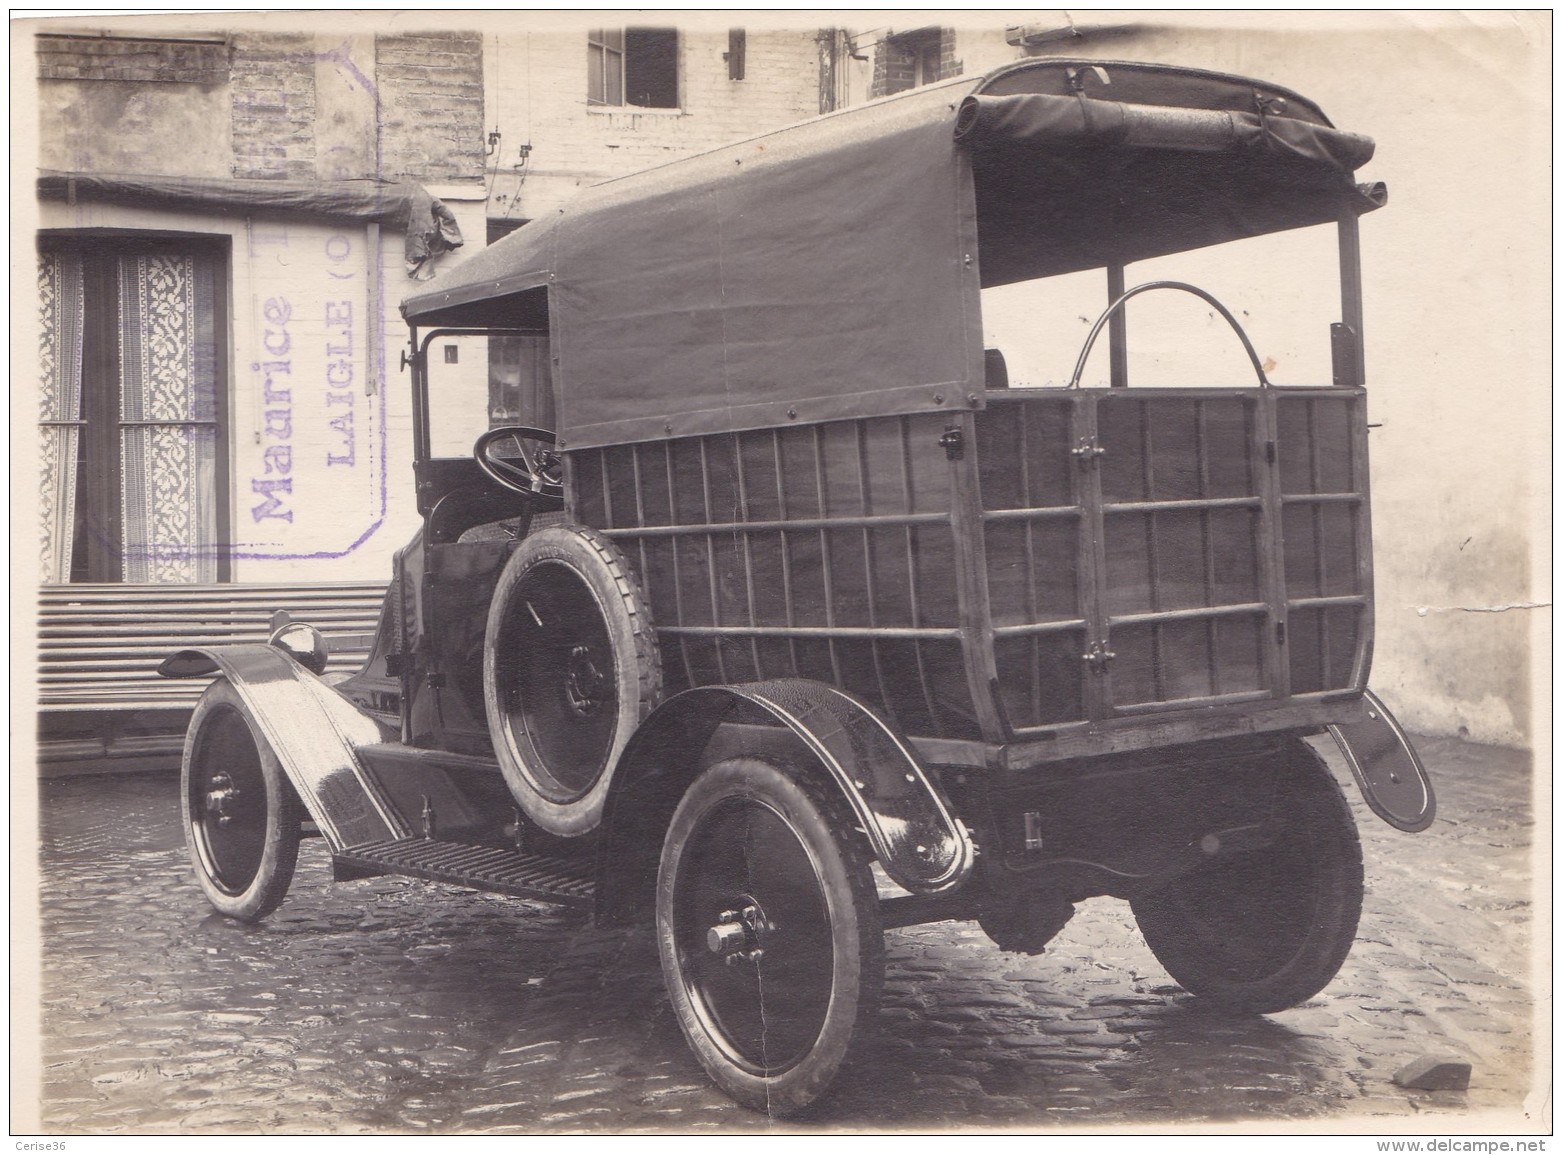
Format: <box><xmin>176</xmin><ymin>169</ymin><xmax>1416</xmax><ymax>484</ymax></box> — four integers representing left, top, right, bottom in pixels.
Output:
<box><xmin>1130</xmin><ymin>739</ymin><xmax>1364</xmax><ymax>1014</ymax></box>
<box><xmin>656</xmin><ymin>758</ymin><xmax>884</xmax><ymax>1117</ymax></box>
<box><xmin>180</xmin><ymin>679</ymin><xmax>302</xmax><ymax>921</ymax></box>
<box><xmin>484</xmin><ymin>523</ymin><xmax>661</xmax><ymax>836</ymax></box>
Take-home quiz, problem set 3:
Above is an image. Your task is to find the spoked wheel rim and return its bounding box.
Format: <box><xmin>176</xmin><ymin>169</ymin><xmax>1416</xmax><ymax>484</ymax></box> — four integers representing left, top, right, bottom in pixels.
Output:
<box><xmin>494</xmin><ymin>559</ymin><xmax>617</xmax><ymax>802</ymax></box>
<box><xmin>186</xmin><ymin>704</ymin><xmax>270</xmax><ymax>896</ymax></box>
<box><xmin>672</xmin><ymin>796</ymin><xmax>837</xmax><ymax>1075</ymax></box>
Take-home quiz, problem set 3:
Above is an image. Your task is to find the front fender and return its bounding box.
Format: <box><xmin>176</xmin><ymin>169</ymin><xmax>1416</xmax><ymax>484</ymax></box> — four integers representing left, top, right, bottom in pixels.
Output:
<box><xmin>159</xmin><ymin>644</ymin><xmax>407</xmax><ymax>851</ymax></box>
<box><xmin>595</xmin><ymin>679</ymin><xmax>976</xmax><ymax>924</ymax></box>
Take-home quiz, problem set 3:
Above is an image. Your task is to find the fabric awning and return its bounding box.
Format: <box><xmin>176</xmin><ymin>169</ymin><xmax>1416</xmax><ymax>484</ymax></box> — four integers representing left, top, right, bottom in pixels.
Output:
<box><xmin>38</xmin><ymin>170</ymin><xmax>463</xmax><ymax>276</ymax></box>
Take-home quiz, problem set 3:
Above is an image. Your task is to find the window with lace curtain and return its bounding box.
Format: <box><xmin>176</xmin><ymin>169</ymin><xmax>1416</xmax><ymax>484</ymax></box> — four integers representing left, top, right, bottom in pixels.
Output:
<box><xmin>38</xmin><ymin>236</ymin><xmax>230</xmax><ymax>583</ymax></box>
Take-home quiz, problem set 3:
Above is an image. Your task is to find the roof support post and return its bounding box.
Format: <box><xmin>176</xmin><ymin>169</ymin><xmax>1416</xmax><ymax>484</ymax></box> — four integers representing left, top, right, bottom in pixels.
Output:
<box><xmin>1336</xmin><ymin>214</ymin><xmax>1366</xmax><ymax>386</ymax></box>
<box><xmin>1107</xmin><ymin>263</ymin><xmax>1128</xmax><ymax>388</ymax></box>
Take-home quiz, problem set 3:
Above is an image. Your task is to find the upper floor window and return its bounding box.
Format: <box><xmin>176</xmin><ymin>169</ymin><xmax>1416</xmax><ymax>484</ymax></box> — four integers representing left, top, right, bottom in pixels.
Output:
<box><xmin>875</xmin><ymin>27</ymin><xmax>954</xmax><ymax>98</ymax></box>
<box><xmin>588</xmin><ymin>27</ymin><xmax>678</xmax><ymax>109</ymax></box>
<box><xmin>908</xmin><ymin>31</ymin><xmax>941</xmax><ymax>87</ymax></box>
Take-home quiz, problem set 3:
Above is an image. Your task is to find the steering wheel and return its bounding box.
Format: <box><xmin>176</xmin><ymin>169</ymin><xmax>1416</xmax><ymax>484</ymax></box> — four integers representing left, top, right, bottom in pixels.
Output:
<box><xmin>473</xmin><ymin>426</ymin><xmax>565</xmax><ymax>499</ymax></box>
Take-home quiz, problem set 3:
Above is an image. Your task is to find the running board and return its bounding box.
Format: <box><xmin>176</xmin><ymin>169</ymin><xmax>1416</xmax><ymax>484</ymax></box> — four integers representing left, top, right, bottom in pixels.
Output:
<box><xmin>332</xmin><ymin>838</ymin><xmax>596</xmax><ymax>910</ymax></box>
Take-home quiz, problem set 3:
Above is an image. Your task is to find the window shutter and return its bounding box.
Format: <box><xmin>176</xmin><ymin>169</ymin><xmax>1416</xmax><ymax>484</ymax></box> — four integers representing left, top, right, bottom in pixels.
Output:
<box><xmin>727</xmin><ymin>29</ymin><xmax>746</xmax><ymax>81</ymax></box>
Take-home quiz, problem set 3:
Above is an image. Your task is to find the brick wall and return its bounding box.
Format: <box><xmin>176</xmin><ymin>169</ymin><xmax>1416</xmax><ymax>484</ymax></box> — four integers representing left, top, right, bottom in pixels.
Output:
<box><xmin>230</xmin><ymin>33</ymin><xmax>317</xmax><ymax>179</ymax></box>
<box><xmin>937</xmin><ymin>28</ymin><xmax>963</xmax><ymax>83</ymax></box>
<box><xmin>36</xmin><ymin>34</ymin><xmax>229</xmax><ymax>84</ymax></box>
<box><xmin>870</xmin><ymin>27</ymin><xmax>961</xmax><ymax>99</ymax></box>
<box><xmin>375</xmin><ymin>32</ymin><xmax>485</xmax><ymax>183</ymax></box>
<box><xmin>39</xmin><ymin>27</ymin><xmax>486</xmax><ymax>186</ymax></box>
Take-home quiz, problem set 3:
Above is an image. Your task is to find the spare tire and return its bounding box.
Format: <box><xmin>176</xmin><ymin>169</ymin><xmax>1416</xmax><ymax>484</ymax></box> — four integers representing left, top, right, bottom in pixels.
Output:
<box><xmin>483</xmin><ymin>524</ymin><xmax>661</xmax><ymax>835</ymax></box>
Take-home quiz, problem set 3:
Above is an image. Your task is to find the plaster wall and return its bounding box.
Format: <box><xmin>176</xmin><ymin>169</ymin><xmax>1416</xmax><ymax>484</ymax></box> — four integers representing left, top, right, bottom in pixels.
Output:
<box><xmin>38</xmin><ymin>77</ymin><xmax>232</xmax><ymax>177</ymax></box>
<box><xmin>481</xmin><ymin>25</ymin><xmax>821</xmax><ymax>221</ymax></box>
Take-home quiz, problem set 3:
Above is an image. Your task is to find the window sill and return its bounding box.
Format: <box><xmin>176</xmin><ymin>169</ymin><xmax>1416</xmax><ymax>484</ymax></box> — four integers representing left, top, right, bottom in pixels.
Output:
<box><xmin>586</xmin><ymin>104</ymin><xmax>687</xmax><ymax>117</ymax></box>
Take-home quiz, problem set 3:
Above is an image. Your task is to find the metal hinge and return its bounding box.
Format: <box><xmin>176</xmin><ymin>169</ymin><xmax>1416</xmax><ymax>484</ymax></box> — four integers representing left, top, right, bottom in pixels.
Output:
<box><xmin>1023</xmin><ymin>811</ymin><xmax>1045</xmax><ymax>852</ymax></box>
<box><xmin>1082</xmin><ymin>640</ymin><xmax>1116</xmax><ymax>671</ymax></box>
<box><xmin>1071</xmin><ymin>437</ymin><xmax>1106</xmax><ymax>465</ymax></box>
<box><xmin>938</xmin><ymin>427</ymin><xmax>964</xmax><ymax>461</ymax></box>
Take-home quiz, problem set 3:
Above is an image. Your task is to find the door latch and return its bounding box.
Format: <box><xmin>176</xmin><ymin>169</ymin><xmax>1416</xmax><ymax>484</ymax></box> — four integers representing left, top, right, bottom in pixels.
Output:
<box><xmin>1082</xmin><ymin>641</ymin><xmax>1116</xmax><ymax>671</ymax></box>
<box><xmin>1071</xmin><ymin>437</ymin><xmax>1106</xmax><ymax>465</ymax></box>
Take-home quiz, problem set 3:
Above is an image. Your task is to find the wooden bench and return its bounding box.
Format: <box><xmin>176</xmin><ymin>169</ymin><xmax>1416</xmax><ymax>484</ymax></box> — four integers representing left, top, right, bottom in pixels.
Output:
<box><xmin>37</xmin><ymin>582</ymin><xmax>388</xmax><ymax>773</ymax></box>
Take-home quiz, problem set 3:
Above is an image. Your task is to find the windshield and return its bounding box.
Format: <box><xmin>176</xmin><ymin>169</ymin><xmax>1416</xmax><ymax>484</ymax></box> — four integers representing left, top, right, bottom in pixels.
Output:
<box><xmin>421</xmin><ymin>330</ymin><xmax>554</xmax><ymax>459</ymax></box>
<box><xmin>980</xmin><ymin>223</ymin><xmax>1341</xmax><ymax>389</ymax></box>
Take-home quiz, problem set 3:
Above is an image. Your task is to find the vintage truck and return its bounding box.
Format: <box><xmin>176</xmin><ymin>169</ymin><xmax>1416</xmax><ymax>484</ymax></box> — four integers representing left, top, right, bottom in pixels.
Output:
<box><xmin>163</xmin><ymin>58</ymin><xmax>1435</xmax><ymax>1115</ymax></box>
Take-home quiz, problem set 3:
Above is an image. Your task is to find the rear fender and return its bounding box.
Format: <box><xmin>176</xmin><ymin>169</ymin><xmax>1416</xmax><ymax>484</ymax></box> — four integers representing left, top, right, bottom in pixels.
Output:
<box><xmin>1326</xmin><ymin>689</ymin><xmax>1436</xmax><ymax>832</ymax></box>
<box><xmin>595</xmin><ymin>679</ymin><xmax>975</xmax><ymax>925</ymax></box>
<box><xmin>159</xmin><ymin>644</ymin><xmax>408</xmax><ymax>851</ymax></box>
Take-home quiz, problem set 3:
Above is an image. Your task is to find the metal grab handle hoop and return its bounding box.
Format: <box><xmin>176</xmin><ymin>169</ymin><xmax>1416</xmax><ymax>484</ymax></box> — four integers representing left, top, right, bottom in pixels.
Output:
<box><xmin>1067</xmin><ymin>280</ymin><xmax>1272</xmax><ymax>390</ymax></box>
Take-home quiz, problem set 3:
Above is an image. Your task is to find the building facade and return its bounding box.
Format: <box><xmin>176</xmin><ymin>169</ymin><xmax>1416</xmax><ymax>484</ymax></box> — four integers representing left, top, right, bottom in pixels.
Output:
<box><xmin>36</xmin><ymin>29</ymin><xmax>486</xmax><ymax>587</ymax></box>
<box><xmin>25</xmin><ymin>13</ymin><xmax>1542</xmax><ymax>757</ymax></box>
<box><xmin>31</xmin><ymin>18</ymin><xmax>918</xmax><ymax>591</ymax></box>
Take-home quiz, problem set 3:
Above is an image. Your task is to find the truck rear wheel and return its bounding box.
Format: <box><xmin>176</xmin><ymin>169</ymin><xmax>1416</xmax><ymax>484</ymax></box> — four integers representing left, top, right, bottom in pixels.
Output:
<box><xmin>180</xmin><ymin>679</ymin><xmax>302</xmax><ymax>921</ymax></box>
<box><xmin>656</xmin><ymin>757</ymin><xmax>884</xmax><ymax>1116</ymax></box>
<box><xmin>1130</xmin><ymin>739</ymin><xmax>1363</xmax><ymax>1013</ymax></box>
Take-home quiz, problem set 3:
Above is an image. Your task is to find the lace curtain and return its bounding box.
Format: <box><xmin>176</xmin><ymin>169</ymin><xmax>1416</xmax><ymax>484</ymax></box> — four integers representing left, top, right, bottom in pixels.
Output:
<box><xmin>39</xmin><ymin>252</ymin><xmax>84</xmax><ymax>583</ymax></box>
<box><xmin>118</xmin><ymin>251</ymin><xmax>219</xmax><ymax>583</ymax></box>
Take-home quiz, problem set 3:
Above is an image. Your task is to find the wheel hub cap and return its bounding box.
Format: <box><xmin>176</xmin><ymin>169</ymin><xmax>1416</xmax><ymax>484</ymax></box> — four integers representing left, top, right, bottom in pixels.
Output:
<box><xmin>706</xmin><ymin>900</ymin><xmax>771</xmax><ymax>967</ymax></box>
<box><xmin>563</xmin><ymin>644</ymin><xmax>608</xmax><ymax>715</ymax></box>
<box><xmin>205</xmin><ymin>772</ymin><xmax>241</xmax><ymax>827</ymax></box>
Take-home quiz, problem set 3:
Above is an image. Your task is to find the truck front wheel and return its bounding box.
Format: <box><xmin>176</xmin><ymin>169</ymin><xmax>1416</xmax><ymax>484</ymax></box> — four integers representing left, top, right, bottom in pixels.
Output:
<box><xmin>656</xmin><ymin>757</ymin><xmax>883</xmax><ymax>1116</ymax></box>
<box><xmin>180</xmin><ymin>679</ymin><xmax>302</xmax><ymax>921</ymax></box>
<box><xmin>1130</xmin><ymin>740</ymin><xmax>1363</xmax><ymax>1014</ymax></box>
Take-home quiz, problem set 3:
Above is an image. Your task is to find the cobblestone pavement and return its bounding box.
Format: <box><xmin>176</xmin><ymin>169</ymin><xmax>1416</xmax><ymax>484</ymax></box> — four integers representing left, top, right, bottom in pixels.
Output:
<box><xmin>25</xmin><ymin>734</ymin><xmax>1541</xmax><ymax>1133</ymax></box>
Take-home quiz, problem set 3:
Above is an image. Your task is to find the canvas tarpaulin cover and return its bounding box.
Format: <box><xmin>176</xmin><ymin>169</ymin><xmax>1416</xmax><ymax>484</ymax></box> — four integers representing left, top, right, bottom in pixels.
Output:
<box><xmin>405</xmin><ymin>81</ymin><xmax>984</xmax><ymax>452</ymax></box>
<box><xmin>402</xmin><ymin>60</ymin><xmax>1382</xmax><ymax>452</ymax></box>
<box><xmin>550</xmin><ymin>85</ymin><xmax>983</xmax><ymax>451</ymax></box>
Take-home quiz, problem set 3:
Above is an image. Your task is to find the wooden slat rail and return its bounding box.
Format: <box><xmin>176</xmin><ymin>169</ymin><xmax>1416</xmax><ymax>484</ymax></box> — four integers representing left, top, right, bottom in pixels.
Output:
<box><xmin>39</xmin><ymin>582</ymin><xmax>388</xmax><ymax>712</ymax></box>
